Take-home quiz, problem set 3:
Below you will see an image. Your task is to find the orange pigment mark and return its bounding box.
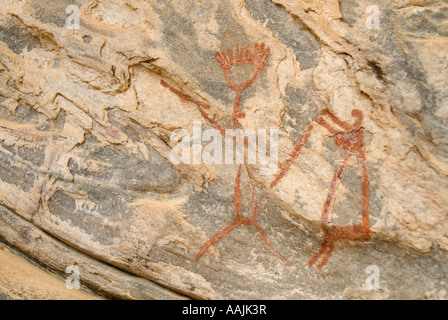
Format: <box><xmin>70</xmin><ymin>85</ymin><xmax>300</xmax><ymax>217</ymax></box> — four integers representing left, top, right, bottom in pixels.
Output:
<box><xmin>161</xmin><ymin>43</ymin><xmax>290</xmax><ymax>265</ymax></box>
<box><xmin>161</xmin><ymin>43</ymin><xmax>371</xmax><ymax>271</ymax></box>
<box><xmin>271</xmin><ymin>108</ymin><xmax>371</xmax><ymax>271</ymax></box>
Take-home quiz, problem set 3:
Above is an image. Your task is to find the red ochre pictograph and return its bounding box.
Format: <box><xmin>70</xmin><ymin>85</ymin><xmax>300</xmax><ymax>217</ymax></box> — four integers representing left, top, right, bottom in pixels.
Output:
<box><xmin>161</xmin><ymin>43</ymin><xmax>371</xmax><ymax>270</ymax></box>
<box><xmin>272</xmin><ymin>109</ymin><xmax>371</xmax><ymax>271</ymax></box>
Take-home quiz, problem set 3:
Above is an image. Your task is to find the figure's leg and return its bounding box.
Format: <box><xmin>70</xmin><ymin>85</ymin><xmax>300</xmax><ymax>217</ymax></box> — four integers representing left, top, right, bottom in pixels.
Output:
<box><xmin>195</xmin><ymin>165</ymin><xmax>243</xmax><ymax>261</ymax></box>
<box><xmin>320</xmin><ymin>137</ymin><xmax>371</xmax><ymax>242</ymax></box>
<box><xmin>321</xmin><ymin>151</ymin><xmax>351</xmax><ymax>224</ymax></box>
<box><xmin>315</xmin><ymin>243</ymin><xmax>334</xmax><ymax>271</ymax></box>
<box><xmin>358</xmin><ymin>148</ymin><xmax>371</xmax><ymax>238</ymax></box>
<box><xmin>309</xmin><ymin>147</ymin><xmax>371</xmax><ymax>270</ymax></box>
<box><xmin>253</xmin><ymin>224</ymin><xmax>291</xmax><ymax>266</ymax></box>
<box><xmin>249</xmin><ymin>179</ymin><xmax>258</xmax><ymax>221</ymax></box>
<box><xmin>196</xmin><ymin>165</ymin><xmax>292</xmax><ymax>265</ymax></box>
<box><xmin>249</xmin><ymin>178</ymin><xmax>291</xmax><ymax>265</ymax></box>
<box><xmin>195</xmin><ymin>221</ymin><xmax>239</xmax><ymax>261</ymax></box>
<box><xmin>234</xmin><ymin>164</ymin><xmax>243</xmax><ymax>220</ymax></box>
<box><xmin>308</xmin><ymin>240</ymin><xmax>329</xmax><ymax>267</ymax></box>
<box><xmin>308</xmin><ymin>151</ymin><xmax>351</xmax><ymax>269</ymax></box>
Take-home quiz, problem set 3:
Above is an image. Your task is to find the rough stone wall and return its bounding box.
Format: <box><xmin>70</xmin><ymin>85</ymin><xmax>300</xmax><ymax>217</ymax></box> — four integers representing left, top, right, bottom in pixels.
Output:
<box><xmin>0</xmin><ymin>0</ymin><xmax>447</xmax><ymax>299</ymax></box>
<box><xmin>0</xmin><ymin>243</ymin><xmax>101</xmax><ymax>300</ymax></box>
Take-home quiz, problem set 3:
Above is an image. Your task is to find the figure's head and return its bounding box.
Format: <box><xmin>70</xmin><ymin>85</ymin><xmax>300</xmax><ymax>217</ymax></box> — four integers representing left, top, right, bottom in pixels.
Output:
<box><xmin>351</xmin><ymin>109</ymin><xmax>363</xmax><ymax>131</ymax></box>
<box><xmin>215</xmin><ymin>43</ymin><xmax>270</xmax><ymax>92</ymax></box>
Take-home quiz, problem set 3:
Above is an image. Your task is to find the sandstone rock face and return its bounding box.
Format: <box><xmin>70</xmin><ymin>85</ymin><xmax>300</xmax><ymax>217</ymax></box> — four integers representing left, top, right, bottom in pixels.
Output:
<box><xmin>0</xmin><ymin>0</ymin><xmax>447</xmax><ymax>299</ymax></box>
<box><xmin>0</xmin><ymin>243</ymin><xmax>100</xmax><ymax>300</ymax></box>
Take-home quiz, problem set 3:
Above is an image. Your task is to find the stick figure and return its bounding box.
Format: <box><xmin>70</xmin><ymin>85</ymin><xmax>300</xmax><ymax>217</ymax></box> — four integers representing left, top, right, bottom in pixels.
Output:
<box><xmin>271</xmin><ymin>108</ymin><xmax>371</xmax><ymax>271</ymax></box>
<box><xmin>161</xmin><ymin>43</ymin><xmax>291</xmax><ymax>265</ymax></box>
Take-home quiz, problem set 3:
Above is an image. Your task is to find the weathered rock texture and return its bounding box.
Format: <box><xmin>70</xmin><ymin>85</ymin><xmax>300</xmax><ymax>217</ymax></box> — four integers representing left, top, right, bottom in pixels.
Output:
<box><xmin>0</xmin><ymin>243</ymin><xmax>101</xmax><ymax>300</ymax></box>
<box><xmin>0</xmin><ymin>0</ymin><xmax>447</xmax><ymax>299</ymax></box>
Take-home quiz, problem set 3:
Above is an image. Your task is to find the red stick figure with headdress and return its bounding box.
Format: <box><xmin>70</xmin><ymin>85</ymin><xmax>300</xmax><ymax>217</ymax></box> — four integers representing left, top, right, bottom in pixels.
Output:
<box><xmin>162</xmin><ymin>43</ymin><xmax>290</xmax><ymax>265</ymax></box>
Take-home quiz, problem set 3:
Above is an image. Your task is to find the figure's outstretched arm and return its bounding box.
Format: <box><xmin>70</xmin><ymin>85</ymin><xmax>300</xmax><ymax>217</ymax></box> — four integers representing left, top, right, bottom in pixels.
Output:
<box><xmin>161</xmin><ymin>80</ymin><xmax>226</xmax><ymax>135</ymax></box>
<box><xmin>318</xmin><ymin>108</ymin><xmax>363</xmax><ymax>134</ymax></box>
<box><xmin>270</xmin><ymin>108</ymin><xmax>350</xmax><ymax>188</ymax></box>
<box><xmin>270</xmin><ymin>123</ymin><xmax>315</xmax><ymax>188</ymax></box>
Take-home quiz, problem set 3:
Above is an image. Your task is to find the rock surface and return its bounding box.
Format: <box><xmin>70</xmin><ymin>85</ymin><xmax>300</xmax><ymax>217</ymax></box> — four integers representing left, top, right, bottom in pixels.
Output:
<box><xmin>0</xmin><ymin>243</ymin><xmax>100</xmax><ymax>300</ymax></box>
<box><xmin>0</xmin><ymin>0</ymin><xmax>447</xmax><ymax>299</ymax></box>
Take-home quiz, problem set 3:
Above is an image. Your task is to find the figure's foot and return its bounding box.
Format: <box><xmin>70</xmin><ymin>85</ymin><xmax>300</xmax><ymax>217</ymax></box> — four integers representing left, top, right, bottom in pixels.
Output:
<box><xmin>308</xmin><ymin>240</ymin><xmax>334</xmax><ymax>271</ymax></box>
<box><xmin>308</xmin><ymin>224</ymin><xmax>370</xmax><ymax>271</ymax></box>
<box><xmin>233</xmin><ymin>111</ymin><xmax>246</xmax><ymax>119</ymax></box>
<box><xmin>253</xmin><ymin>222</ymin><xmax>291</xmax><ymax>266</ymax></box>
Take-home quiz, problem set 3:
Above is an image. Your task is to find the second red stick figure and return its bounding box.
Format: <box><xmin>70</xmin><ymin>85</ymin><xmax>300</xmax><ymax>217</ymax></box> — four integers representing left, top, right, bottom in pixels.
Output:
<box><xmin>271</xmin><ymin>108</ymin><xmax>371</xmax><ymax>270</ymax></box>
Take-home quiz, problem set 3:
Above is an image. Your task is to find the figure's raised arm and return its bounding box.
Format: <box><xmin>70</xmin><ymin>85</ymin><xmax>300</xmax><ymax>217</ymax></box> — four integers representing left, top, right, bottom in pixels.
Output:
<box><xmin>270</xmin><ymin>122</ymin><xmax>315</xmax><ymax>188</ymax></box>
<box><xmin>318</xmin><ymin>108</ymin><xmax>363</xmax><ymax>135</ymax></box>
<box><xmin>270</xmin><ymin>107</ymin><xmax>364</xmax><ymax>188</ymax></box>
